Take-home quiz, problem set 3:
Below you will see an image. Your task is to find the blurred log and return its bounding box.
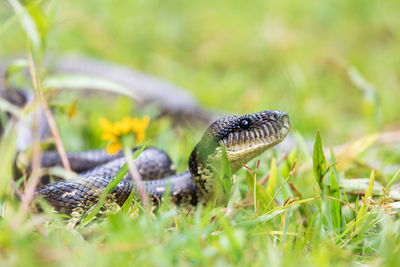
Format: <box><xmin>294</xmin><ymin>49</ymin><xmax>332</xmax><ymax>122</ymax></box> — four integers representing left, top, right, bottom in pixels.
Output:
<box><xmin>0</xmin><ymin>54</ymin><xmax>220</xmax><ymax>124</ymax></box>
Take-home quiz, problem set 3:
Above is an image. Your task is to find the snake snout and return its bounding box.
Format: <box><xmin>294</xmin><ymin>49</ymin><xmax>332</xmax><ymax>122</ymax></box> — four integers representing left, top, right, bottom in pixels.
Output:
<box><xmin>274</xmin><ymin>110</ymin><xmax>291</xmax><ymax>130</ymax></box>
<box><xmin>256</xmin><ymin>110</ymin><xmax>290</xmax><ymax>142</ymax></box>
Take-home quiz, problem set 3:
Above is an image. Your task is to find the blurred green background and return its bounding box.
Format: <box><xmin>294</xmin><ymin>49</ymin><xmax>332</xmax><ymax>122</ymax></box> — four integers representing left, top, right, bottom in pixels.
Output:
<box><xmin>1</xmin><ymin>0</ymin><xmax>399</xmax><ymax>147</ymax></box>
<box><xmin>1</xmin><ymin>2</ymin><xmax>400</xmax><ymax>266</ymax></box>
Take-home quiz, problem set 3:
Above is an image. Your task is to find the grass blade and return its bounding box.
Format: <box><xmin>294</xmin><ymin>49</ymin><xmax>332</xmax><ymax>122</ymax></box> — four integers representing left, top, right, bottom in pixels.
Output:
<box><xmin>329</xmin><ymin>167</ymin><xmax>341</xmax><ymax>233</ymax></box>
<box><xmin>313</xmin><ymin>130</ymin><xmax>326</xmax><ymax>188</ymax></box>
<box><xmin>43</xmin><ymin>74</ymin><xmax>139</xmax><ymax>100</ymax></box>
<box><xmin>120</xmin><ymin>186</ymin><xmax>136</xmax><ymax>213</ymax></box>
<box><xmin>336</xmin><ymin>133</ymin><xmax>378</xmax><ymax>170</ymax></box>
<box><xmin>266</xmin><ymin>157</ymin><xmax>278</xmax><ymax>200</ymax></box>
<box><xmin>215</xmin><ymin>143</ymin><xmax>232</xmax><ymax>205</ymax></box>
<box><xmin>356</xmin><ymin>169</ymin><xmax>375</xmax><ymax>229</ymax></box>
<box><xmin>386</xmin><ymin>169</ymin><xmax>400</xmax><ymax>192</ymax></box>
<box><xmin>8</xmin><ymin>0</ymin><xmax>41</xmax><ymax>52</ymax></box>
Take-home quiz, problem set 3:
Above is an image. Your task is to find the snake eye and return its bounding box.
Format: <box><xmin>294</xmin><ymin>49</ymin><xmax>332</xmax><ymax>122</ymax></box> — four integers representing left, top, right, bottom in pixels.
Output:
<box><xmin>240</xmin><ymin>119</ymin><xmax>250</xmax><ymax>129</ymax></box>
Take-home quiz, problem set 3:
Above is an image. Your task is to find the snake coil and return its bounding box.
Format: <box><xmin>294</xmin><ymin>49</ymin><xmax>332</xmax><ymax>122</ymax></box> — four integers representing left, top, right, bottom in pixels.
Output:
<box><xmin>35</xmin><ymin>110</ymin><xmax>290</xmax><ymax>216</ymax></box>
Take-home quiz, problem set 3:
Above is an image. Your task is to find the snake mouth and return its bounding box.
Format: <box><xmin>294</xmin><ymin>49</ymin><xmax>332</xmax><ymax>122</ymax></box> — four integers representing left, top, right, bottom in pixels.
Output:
<box><xmin>219</xmin><ymin>110</ymin><xmax>291</xmax><ymax>171</ymax></box>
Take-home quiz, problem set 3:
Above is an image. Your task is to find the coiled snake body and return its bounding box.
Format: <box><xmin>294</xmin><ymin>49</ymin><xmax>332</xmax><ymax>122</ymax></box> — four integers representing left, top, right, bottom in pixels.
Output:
<box><xmin>36</xmin><ymin>110</ymin><xmax>291</xmax><ymax>216</ymax></box>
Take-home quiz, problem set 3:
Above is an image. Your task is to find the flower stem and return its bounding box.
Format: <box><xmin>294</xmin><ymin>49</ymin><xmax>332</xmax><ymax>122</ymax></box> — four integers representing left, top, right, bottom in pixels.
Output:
<box><xmin>123</xmin><ymin>145</ymin><xmax>149</xmax><ymax>210</ymax></box>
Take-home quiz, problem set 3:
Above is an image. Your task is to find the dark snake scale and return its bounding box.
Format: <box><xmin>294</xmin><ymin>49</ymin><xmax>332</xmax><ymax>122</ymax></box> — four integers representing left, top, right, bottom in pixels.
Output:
<box><xmin>35</xmin><ymin>110</ymin><xmax>291</xmax><ymax>217</ymax></box>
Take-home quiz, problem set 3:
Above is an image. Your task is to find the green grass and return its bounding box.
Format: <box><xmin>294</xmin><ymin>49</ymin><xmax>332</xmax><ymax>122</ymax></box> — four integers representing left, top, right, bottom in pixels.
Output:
<box><xmin>1</xmin><ymin>0</ymin><xmax>400</xmax><ymax>266</ymax></box>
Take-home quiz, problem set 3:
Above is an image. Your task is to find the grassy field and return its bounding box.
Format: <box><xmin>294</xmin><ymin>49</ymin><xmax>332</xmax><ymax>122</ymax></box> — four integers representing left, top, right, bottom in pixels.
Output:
<box><xmin>1</xmin><ymin>0</ymin><xmax>400</xmax><ymax>266</ymax></box>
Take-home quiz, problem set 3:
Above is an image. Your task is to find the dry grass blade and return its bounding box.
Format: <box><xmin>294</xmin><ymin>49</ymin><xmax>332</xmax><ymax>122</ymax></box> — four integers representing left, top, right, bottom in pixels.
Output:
<box><xmin>124</xmin><ymin>147</ymin><xmax>149</xmax><ymax>210</ymax></box>
<box><xmin>28</xmin><ymin>54</ymin><xmax>71</xmax><ymax>171</ymax></box>
<box><xmin>335</xmin><ymin>133</ymin><xmax>379</xmax><ymax>170</ymax></box>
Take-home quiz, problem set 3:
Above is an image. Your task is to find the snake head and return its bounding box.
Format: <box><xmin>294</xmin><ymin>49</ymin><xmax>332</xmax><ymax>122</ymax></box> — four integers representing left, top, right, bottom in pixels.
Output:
<box><xmin>190</xmin><ymin>110</ymin><xmax>291</xmax><ymax>175</ymax></box>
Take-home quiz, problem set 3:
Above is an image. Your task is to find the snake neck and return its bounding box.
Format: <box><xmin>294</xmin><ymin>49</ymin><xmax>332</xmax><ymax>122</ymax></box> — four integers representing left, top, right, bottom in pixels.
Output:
<box><xmin>188</xmin><ymin>143</ymin><xmax>219</xmax><ymax>200</ymax></box>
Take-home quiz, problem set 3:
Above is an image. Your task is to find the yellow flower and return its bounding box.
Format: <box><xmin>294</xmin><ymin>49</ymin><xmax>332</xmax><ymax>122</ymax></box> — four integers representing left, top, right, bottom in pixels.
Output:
<box><xmin>106</xmin><ymin>141</ymin><xmax>122</xmax><ymax>154</ymax></box>
<box><xmin>100</xmin><ymin>118</ymin><xmax>114</xmax><ymax>133</ymax></box>
<box><xmin>101</xmin><ymin>132</ymin><xmax>117</xmax><ymax>141</ymax></box>
<box><xmin>131</xmin><ymin>116</ymin><xmax>150</xmax><ymax>142</ymax></box>
<box><xmin>100</xmin><ymin>116</ymin><xmax>150</xmax><ymax>154</ymax></box>
<box><xmin>136</xmin><ymin>131</ymin><xmax>145</xmax><ymax>143</ymax></box>
<box><xmin>120</xmin><ymin>117</ymin><xmax>133</xmax><ymax>135</ymax></box>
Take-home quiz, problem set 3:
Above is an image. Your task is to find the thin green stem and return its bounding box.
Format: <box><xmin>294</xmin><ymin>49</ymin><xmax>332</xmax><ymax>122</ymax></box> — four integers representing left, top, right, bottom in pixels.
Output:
<box><xmin>123</xmin><ymin>144</ymin><xmax>149</xmax><ymax>210</ymax></box>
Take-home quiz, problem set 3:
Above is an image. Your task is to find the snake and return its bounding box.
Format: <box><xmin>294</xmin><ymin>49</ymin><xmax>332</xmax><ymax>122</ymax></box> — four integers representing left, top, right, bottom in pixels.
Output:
<box><xmin>35</xmin><ymin>110</ymin><xmax>291</xmax><ymax>217</ymax></box>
